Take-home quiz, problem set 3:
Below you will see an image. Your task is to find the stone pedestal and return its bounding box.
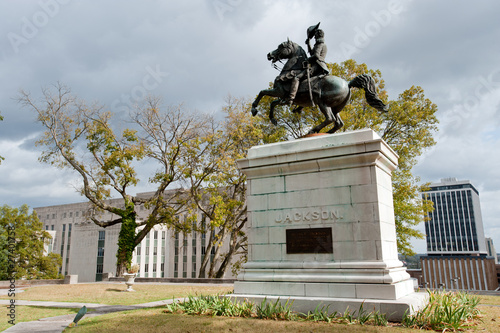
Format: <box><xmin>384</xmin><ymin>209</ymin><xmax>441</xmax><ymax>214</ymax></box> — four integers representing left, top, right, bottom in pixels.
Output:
<box><xmin>232</xmin><ymin>129</ymin><xmax>426</xmax><ymax>320</ymax></box>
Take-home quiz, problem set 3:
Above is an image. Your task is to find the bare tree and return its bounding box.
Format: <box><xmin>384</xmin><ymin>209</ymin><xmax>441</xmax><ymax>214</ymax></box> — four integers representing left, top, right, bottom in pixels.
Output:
<box><xmin>19</xmin><ymin>84</ymin><xmax>212</xmax><ymax>275</ymax></box>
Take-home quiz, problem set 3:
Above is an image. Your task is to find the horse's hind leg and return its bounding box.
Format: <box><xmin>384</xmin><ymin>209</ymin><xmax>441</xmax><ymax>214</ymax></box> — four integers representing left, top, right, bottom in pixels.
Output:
<box><xmin>327</xmin><ymin>112</ymin><xmax>344</xmax><ymax>134</ymax></box>
<box><xmin>308</xmin><ymin>102</ymin><xmax>334</xmax><ymax>134</ymax></box>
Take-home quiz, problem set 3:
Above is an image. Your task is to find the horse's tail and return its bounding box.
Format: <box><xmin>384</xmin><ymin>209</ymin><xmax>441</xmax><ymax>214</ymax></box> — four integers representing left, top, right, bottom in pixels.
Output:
<box><xmin>348</xmin><ymin>74</ymin><xmax>389</xmax><ymax>112</ymax></box>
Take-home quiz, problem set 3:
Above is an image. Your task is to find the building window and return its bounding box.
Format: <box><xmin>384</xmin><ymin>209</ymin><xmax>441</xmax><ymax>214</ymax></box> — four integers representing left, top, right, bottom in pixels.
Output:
<box><xmin>63</xmin><ymin>212</ymin><xmax>67</xmax><ymax>218</ymax></box>
<box><xmin>154</xmin><ymin>231</ymin><xmax>158</xmax><ymax>239</ymax></box>
<box><xmin>145</xmin><ymin>264</ymin><xmax>149</xmax><ymax>273</ymax></box>
<box><xmin>153</xmin><ymin>247</ymin><xmax>157</xmax><ymax>255</ymax></box>
<box><xmin>96</xmin><ymin>230</ymin><xmax>105</xmax><ymax>282</ymax></box>
<box><xmin>137</xmin><ymin>247</ymin><xmax>141</xmax><ymax>256</ymax></box>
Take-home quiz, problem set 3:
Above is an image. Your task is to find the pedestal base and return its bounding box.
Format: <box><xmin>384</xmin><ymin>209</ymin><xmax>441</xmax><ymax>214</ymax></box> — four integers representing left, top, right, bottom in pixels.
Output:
<box><xmin>234</xmin><ymin>130</ymin><xmax>426</xmax><ymax>321</ymax></box>
<box><xmin>229</xmin><ymin>292</ymin><xmax>428</xmax><ymax>321</ymax></box>
<box><xmin>234</xmin><ymin>278</ymin><xmax>415</xmax><ymax>300</ymax></box>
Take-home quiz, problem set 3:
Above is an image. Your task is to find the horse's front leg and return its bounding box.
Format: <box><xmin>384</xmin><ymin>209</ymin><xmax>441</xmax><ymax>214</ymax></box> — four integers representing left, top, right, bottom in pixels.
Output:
<box><xmin>251</xmin><ymin>87</ymin><xmax>282</xmax><ymax>116</ymax></box>
<box><xmin>269</xmin><ymin>99</ymin><xmax>281</xmax><ymax>125</ymax></box>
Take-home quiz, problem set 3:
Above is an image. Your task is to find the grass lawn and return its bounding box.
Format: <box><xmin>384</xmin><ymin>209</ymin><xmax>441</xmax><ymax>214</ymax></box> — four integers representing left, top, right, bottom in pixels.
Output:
<box><xmin>0</xmin><ymin>283</ymin><xmax>233</xmax><ymax>306</ymax></box>
<box><xmin>62</xmin><ymin>294</ymin><xmax>500</xmax><ymax>333</ymax></box>
<box><xmin>1</xmin><ymin>306</ymin><xmax>82</xmax><ymax>332</ymax></box>
<box><xmin>63</xmin><ymin>307</ymin><xmax>412</xmax><ymax>333</ymax></box>
<box><xmin>3</xmin><ymin>285</ymin><xmax>499</xmax><ymax>332</ymax></box>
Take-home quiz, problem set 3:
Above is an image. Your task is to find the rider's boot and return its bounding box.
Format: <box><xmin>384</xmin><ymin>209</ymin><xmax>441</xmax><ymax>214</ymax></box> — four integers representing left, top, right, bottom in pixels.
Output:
<box><xmin>286</xmin><ymin>78</ymin><xmax>300</xmax><ymax>105</ymax></box>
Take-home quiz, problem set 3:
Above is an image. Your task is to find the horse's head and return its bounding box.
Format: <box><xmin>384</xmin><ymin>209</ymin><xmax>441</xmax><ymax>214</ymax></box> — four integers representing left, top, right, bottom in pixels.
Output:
<box><xmin>267</xmin><ymin>39</ymin><xmax>298</xmax><ymax>63</ymax></box>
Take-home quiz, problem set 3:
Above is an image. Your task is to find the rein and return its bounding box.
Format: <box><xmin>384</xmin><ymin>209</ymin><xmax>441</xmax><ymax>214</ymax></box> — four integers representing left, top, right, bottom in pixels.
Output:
<box><xmin>272</xmin><ymin>60</ymin><xmax>284</xmax><ymax>71</ymax></box>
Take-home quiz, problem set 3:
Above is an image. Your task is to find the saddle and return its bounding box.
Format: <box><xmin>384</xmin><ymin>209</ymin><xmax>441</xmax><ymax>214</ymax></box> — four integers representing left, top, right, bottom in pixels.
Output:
<box><xmin>295</xmin><ymin>75</ymin><xmax>325</xmax><ymax>96</ymax></box>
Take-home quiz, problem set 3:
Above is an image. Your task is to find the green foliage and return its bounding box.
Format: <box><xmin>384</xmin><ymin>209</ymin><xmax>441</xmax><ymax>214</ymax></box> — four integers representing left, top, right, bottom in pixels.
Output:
<box><xmin>256</xmin><ymin>298</ymin><xmax>295</xmax><ymax>320</ymax></box>
<box><xmin>164</xmin><ymin>294</ymin><xmax>255</xmax><ymax>318</ymax></box>
<box><xmin>164</xmin><ymin>295</ymin><xmax>392</xmax><ymax>327</ymax></box>
<box><xmin>0</xmin><ymin>204</ymin><xmax>62</xmax><ymax>280</ymax></box>
<box><xmin>303</xmin><ymin>304</ymin><xmax>337</xmax><ymax>323</ymax></box>
<box><xmin>402</xmin><ymin>290</ymin><xmax>481</xmax><ymax>331</ymax></box>
<box><xmin>0</xmin><ymin>226</ymin><xmax>9</xmax><ymax>279</ymax></box>
<box><xmin>255</xmin><ymin>60</ymin><xmax>438</xmax><ymax>255</ymax></box>
<box><xmin>116</xmin><ymin>202</ymin><xmax>137</xmax><ymax>271</ymax></box>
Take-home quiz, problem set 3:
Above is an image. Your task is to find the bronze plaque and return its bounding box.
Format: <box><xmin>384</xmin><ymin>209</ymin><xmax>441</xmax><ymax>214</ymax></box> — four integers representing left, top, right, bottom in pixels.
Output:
<box><xmin>286</xmin><ymin>227</ymin><xmax>333</xmax><ymax>254</ymax></box>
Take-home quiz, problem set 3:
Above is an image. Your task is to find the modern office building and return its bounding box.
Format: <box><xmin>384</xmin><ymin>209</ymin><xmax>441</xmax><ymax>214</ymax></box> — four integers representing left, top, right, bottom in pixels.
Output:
<box><xmin>485</xmin><ymin>238</ymin><xmax>498</xmax><ymax>264</ymax></box>
<box><xmin>421</xmin><ymin>178</ymin><xmax>487</xmax><ymax>256</ymax></box>
<box><xmin>35</xmin><ymin>191</ymin><xmax>243</xmax><ymax>282</ymax></box>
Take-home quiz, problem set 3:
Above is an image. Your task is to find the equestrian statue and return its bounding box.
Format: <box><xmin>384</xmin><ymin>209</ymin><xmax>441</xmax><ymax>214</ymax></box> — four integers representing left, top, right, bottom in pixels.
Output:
<box><xmin>251</xmin><ymin>23</ymin><xmax>388</xmax><ymax>135</ymax></box>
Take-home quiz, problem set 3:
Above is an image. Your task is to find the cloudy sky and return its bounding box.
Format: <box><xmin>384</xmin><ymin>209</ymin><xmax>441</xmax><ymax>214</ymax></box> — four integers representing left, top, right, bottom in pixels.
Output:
<box><xmin>1</xmin><ymin>0</ymin><xmax>499</xmax><ymax>254</ymax></box>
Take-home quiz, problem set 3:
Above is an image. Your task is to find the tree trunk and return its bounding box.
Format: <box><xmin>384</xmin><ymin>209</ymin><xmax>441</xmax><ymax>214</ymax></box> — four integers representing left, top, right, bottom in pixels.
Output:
<box><xmin>115</xmin><ymin>210</ymin><xmax>137</xmax><ymax>277</ymax></box>
<box><xmin>215</xmin><ymin>229</ymin><xmax>244</xmax><ymax>278</ymax></box>
<box><xmin>215</xmin><ymin>251</ymin><xmax>232</xmax><ymax>278</ymax></box>
<box><xmin>198</xmin><ymin>229</ymin><xmax>215</xmax><ymax>278</ymax></box>
<box><xmin>116</xmin><ymin>258</ymin><xmax>127</xmax><ymax>277</ymax></box>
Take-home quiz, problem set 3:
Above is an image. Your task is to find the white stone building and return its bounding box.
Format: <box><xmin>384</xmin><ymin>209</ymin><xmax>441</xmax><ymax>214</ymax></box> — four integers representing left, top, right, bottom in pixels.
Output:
<box><xmin>35</xmin><ymin>192</ymin><xmax>242</xmax><ymax>282</ymax></box>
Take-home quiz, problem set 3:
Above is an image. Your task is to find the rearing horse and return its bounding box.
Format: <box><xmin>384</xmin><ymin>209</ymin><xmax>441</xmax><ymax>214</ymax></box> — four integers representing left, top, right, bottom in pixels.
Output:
<box><xmin>251</xmin><ymin>40</ymin><xmax>388</xmax><ymax>134</ymax></box>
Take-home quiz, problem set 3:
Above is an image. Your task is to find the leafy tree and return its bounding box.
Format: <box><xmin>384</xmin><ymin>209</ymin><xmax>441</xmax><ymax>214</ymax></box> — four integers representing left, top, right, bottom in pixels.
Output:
<box><xmin>254</xmin><ymin>60</ymin><xmax>438</xmax><ymax>255</ymax></box>
<box><xmin>0</xmin><ymin>225</ymin><xmax>9</xmax><ymax>280</ymax></box>
<box><xmin>19</xmin><ymin>85</ymin><xmax>212</xmax><ymax>276</ymax></box>
<box><xmin>0</xmin><ymin>204</ymin><xmax>62</xmax><ymax>279</ymax></box>
<box><xmin>185</xmin><ymin>96</ymin><xmax>264</xmax><ymax>278</ymax></box>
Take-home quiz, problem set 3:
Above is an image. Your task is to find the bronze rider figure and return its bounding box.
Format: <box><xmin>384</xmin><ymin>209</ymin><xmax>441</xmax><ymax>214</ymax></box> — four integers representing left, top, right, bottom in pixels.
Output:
<box><xmin>286</xmin><ymin>23</ymin><xmax>329</xmax><ymax>105</ymax></box>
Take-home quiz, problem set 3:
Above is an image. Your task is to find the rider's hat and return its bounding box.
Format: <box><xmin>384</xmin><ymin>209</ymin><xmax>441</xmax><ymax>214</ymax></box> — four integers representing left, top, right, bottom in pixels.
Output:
<box><xmin>307</xmin><ymin>22</ymin><xmax>321</xmax><ymax>39</ymax></box>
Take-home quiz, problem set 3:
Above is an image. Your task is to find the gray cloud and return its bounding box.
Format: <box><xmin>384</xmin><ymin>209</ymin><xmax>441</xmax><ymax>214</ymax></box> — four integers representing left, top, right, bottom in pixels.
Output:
<box><xmin>1</xmin><ymin>0</ymin><xmax>499</xmax><ymax>253</ymax></box>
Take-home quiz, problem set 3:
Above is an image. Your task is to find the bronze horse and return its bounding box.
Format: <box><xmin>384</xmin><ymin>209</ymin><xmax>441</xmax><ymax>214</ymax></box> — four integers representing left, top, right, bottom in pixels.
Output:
<box><xmin>251</xmin><ymin>40</ymin><xmax>388</xmax><ymax>134</ymax></box>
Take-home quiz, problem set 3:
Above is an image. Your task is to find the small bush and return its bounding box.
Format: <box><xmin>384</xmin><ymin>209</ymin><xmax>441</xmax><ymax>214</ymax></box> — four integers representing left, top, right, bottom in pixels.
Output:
<box><xmin>256</xmin><ymin>298</ymin><xmax>296</xmax><ymax>320</ymax></box>
<box><xmin>402</xmin><ymin>290</ymin><xmax>482</xmax><ymax>331</ymax></box>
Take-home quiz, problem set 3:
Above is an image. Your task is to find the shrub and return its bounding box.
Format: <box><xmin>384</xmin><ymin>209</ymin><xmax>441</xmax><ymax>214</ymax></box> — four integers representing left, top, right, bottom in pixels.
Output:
<box><xmin>402</xmin><ymin>290</ymin><xmax>481</xmax><ymax>331</ymax></box>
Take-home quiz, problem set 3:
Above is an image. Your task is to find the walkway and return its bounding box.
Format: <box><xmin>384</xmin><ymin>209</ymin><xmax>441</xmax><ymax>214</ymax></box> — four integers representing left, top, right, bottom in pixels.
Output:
<box><xmin>1</xmin><ymin>297</ymin><xmax>182</xmax><ymax>333</ymax></box>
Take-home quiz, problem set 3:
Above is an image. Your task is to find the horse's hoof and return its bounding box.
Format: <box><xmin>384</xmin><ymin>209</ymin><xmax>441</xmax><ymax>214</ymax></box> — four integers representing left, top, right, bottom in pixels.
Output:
<box><xmin>271</xmin><ymin>118</ymin><xmax>278</xmax><ymax>126</ymax></box>
<box><xmin>251</xmin><ymin>107</ymin><xmax>258</xmax><ymax>116</ymax></box>
<box><xmin>292</xmin><ymin>106</ymin><xmax>303</xmax><ymax>114</ymax></box>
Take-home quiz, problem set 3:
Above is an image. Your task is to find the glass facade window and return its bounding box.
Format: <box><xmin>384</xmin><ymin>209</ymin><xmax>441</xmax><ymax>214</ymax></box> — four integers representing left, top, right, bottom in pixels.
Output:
<box><xmin>96</xmin><ymin>230</ymin><xmax>105</xmax><ymax>281</ymax></box>
<box><xmin>422</xmin><ymin>180</ymin><xmax>485</xmax><ymax>256</ymax></box>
